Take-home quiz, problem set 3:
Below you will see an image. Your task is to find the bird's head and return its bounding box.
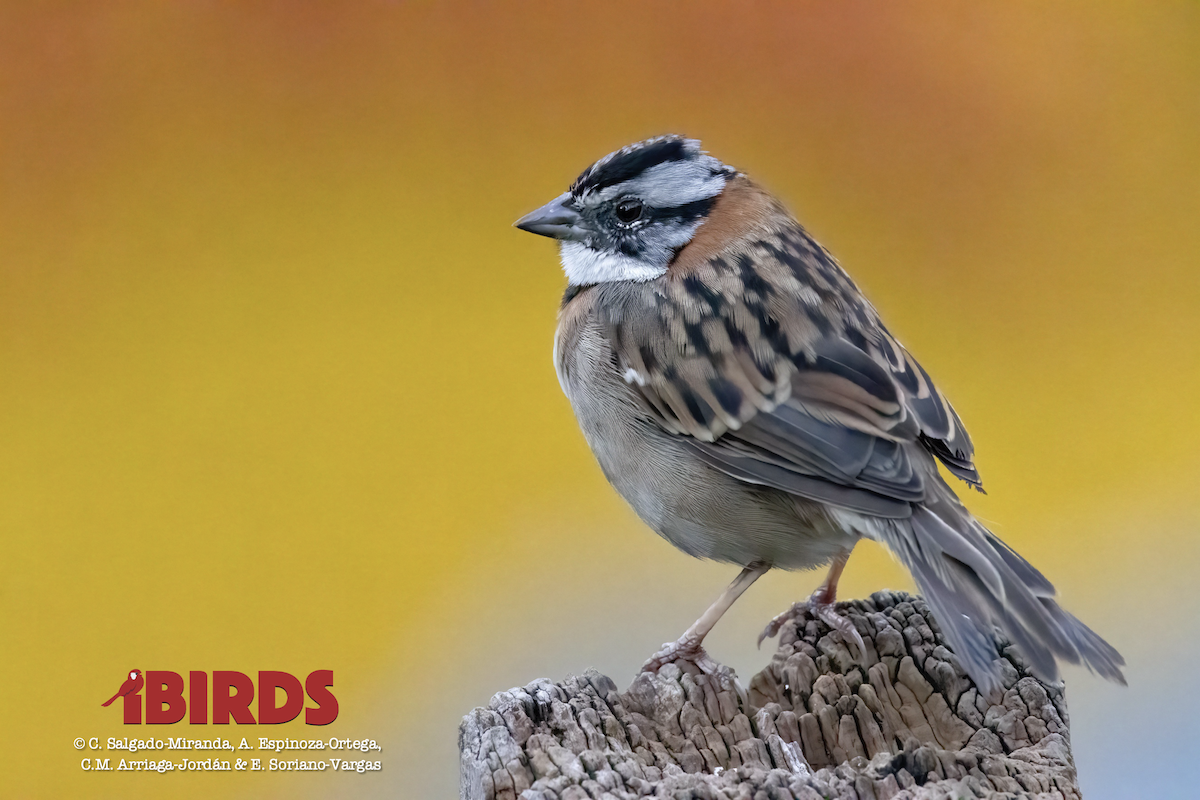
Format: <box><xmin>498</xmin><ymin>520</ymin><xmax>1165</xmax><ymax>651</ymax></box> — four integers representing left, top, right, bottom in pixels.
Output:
<box><xmin>515</xmin><ymin>135</ymin><xmax>738</xmax><ymax>286</ymax></box>
<box><xmin>130</xmin><ymin>670</ymin><xmax>141</xmax><ymax>680</ymax></box>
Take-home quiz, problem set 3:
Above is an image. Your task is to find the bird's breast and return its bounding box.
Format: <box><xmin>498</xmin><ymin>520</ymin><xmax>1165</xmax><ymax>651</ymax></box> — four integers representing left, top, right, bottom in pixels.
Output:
<box><xmin>553</xmin><ymin>290</ymin><xmax>853</xmax><ymax>569</ymax></box>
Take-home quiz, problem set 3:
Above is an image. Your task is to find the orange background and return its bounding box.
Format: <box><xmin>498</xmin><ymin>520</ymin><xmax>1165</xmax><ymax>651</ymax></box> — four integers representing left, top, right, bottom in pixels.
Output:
<box><xmin>1</xmin><ymin>3</ymin><xmax>1196</xmax><ymax>798</ymax></box>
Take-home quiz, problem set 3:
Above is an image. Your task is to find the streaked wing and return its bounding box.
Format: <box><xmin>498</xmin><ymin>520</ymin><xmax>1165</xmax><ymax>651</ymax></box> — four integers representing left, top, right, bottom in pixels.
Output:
<box><xmin>593</xmin><ymin>220</ymin><xmax>980</xmax><ymax>518</ymax></box>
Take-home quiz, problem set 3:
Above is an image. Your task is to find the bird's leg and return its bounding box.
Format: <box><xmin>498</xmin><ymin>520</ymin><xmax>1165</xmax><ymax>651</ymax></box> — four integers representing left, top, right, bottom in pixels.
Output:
<box><xmin>758</xmin><ymin>547</ymin><xmax>864</xmax><ymax>654</ymax></box>
<box><xmin>641</xmin><ymin>562</ymin><xmax>770</xmax><ymax>674</ymax></box>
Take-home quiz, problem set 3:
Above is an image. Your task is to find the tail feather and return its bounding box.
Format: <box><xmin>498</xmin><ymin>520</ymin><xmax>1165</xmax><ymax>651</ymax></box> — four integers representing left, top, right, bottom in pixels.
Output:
<box><xmin>1041</xmin><ymin>596</ymin><xmax>1127</xmax><ymax>684</ymax></box>
<box><xmin>978</xmin><ymin>526</ymin><xmax>1057</xmax><ymax>597</ymax></box>
<box><xmin>874</xmin><ymin>501</ymin><xmax>1126</xmax><ymax>696</ymax></box>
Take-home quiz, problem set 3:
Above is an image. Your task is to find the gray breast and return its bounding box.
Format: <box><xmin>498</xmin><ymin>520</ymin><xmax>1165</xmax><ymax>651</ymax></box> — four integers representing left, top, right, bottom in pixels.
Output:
<box><xmin>554</xmin><ymin>296</ymin><xmax>857</xmax><ymax>570</ymax></box>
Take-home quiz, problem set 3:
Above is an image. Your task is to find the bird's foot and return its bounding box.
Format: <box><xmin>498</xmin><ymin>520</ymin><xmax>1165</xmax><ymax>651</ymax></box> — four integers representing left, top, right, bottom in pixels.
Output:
<box><xmin>758</xmin><ymin>591</ymin><xmax>865</xmax><ymax>655</ymax></box>
<box><xmin>641</xmin><ymin>634</ymin><xmax>721</xmax><ymax>675</ymax></box>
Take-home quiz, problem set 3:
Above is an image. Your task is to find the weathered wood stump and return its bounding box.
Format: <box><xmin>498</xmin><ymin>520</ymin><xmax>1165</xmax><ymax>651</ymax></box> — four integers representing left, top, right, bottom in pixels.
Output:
<box><xmin>460</xmin><ymin>590</ymin><xmax>1080</xmax><ymax>799</ymax></box>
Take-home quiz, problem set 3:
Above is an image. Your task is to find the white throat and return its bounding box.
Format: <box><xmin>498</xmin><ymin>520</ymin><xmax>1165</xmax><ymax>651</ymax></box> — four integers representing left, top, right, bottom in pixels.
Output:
<box><xmin>559</xmin><ymin>241</ymin><xmax>668</xmax><ymax>286</ymax></box>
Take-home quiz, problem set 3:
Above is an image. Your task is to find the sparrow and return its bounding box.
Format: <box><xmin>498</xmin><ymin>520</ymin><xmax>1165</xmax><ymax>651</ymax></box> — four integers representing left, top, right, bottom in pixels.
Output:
<box><xmin>101</xmin><ymin>669</ymin><xmax>143</xmax><ymax>707</ymax></box>
<box><xmin>515</xmin><ymin>135</ymin><xmax>1126</xmax><ymax>695</ymax></box>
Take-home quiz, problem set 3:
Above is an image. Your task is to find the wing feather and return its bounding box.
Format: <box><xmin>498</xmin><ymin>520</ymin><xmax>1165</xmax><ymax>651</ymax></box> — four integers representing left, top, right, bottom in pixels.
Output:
<box><xmin>593</xmin><ymin>209</ymin><xmax>982</xmax><ymax>517</ymax></box>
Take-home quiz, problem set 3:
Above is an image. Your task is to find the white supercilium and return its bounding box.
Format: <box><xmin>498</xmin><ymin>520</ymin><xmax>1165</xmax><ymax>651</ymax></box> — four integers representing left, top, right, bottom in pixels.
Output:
<box><xmin>594</xmin><ymin>159</ymin><xmax>728</xmax><ymax>207</ymax></box>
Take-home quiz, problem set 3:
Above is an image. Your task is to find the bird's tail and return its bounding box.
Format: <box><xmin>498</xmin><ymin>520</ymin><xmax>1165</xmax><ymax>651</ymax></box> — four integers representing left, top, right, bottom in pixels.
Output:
<box><xmin>101</xmin><ymin>693</ymin><xmax>120</xmax><ymax>707</ymax></box>
<box><xmin>872</xmin><ymin>490</ymin><xmax>1125</xmax><ymax>697</ymax></box>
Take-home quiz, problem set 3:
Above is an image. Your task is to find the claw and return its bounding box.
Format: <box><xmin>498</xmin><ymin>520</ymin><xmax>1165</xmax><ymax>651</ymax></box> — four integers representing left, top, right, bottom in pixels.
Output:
<box><xmin>813</xmin><ymin>602</ymin><xmax>865</xmax><ymax>654</ymax></box>
<box><xmin>759</xmin><ymin>592</ymin><xmax>865</xmax><ymax>657</ymax></box>
<box><xmin>642</xmin><ymin>563</ymin><xmax>771</xmax><ymax>676</ymax></box>
<box><xmin>758</xmin><ymin>601</ymin><xmax>803</xmax><ymax>648</ymax></box>
<box><xmin>641</xmin><ymin>636</ymin><xmax>721</xmax><ymax>674</ymax></box>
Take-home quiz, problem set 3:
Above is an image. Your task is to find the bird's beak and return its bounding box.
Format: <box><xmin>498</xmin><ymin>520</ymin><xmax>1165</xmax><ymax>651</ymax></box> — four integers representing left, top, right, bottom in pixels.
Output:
<box><xmin>514</xmin><ymin>193</ymin><xmax>585</xmax><ymax>241</ymax></box>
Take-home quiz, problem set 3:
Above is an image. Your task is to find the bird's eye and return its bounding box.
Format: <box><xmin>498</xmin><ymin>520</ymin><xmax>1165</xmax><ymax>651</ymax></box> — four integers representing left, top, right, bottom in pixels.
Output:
<box><xmin>614</xmin><ymin>198</ymin><xmax>644</xmax><ymax>225</ymax></box>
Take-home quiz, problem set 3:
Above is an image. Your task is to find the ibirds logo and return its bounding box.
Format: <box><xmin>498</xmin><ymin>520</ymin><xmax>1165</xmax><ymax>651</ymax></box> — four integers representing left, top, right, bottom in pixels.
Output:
<box><xmin>101</xmin><ymin>669</ymin><xmax>338</xmax><ymax>725</ymax></box>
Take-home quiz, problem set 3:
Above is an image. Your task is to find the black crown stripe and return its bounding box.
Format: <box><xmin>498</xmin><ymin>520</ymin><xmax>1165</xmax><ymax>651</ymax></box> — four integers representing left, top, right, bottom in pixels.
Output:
<box><xmin>571</xmin><ymin>136</ymin><xmax>695</xmax><ymax>196</ymax></box>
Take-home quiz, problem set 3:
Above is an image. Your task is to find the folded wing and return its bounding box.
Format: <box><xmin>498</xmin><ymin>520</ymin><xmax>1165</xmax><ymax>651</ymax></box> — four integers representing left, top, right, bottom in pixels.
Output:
<box><xmin>593</xmin><ymin>222</ymin><xmax>980</xmax><ymax>519</ymax></box>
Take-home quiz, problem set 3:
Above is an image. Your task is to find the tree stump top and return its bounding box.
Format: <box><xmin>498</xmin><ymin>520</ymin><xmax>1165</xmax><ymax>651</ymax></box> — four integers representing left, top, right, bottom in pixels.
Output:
<box><xmin>460</xmin><ymin>590</ymin><xmax>1080</xmax><ymax>800</ymax></box>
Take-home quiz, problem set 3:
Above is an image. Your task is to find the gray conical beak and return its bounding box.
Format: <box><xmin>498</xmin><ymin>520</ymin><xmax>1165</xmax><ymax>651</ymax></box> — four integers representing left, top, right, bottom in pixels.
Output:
<box><xmin>514</xmin><ymin>193</ymin><xmax>584</xmax><ymax>240</ymax></box>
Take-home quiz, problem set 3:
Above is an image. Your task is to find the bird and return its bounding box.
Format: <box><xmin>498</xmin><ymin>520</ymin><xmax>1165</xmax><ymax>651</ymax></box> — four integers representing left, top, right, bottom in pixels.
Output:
<box><xmin>514</xmin><ymin>135</ymin><xmax>1126</xmax><ymax>696</ymax></box>
<box><xmin>101</xmin><ymin>669</ymin><xmax>143</xmax><ymax>707</ymax></box>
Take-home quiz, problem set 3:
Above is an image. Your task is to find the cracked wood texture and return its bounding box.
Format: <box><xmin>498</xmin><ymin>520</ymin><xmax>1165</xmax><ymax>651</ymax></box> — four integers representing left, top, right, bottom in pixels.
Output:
<box><xmin>460</xmin><ymin>591</ymin><xmax>1081</xmax><ymax>800</ymax></box>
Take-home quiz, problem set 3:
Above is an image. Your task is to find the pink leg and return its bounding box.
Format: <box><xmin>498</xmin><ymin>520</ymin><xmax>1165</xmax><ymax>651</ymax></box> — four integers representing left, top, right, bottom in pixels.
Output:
<box><xmin>758</xmin><ymin>548</ymin><xmax>864</xmax><ymax>653</ymax></box>
<box><xmin>641</xmin><ymin>562</ymin><xmax>770</xmax><ymax>674</ymax></box>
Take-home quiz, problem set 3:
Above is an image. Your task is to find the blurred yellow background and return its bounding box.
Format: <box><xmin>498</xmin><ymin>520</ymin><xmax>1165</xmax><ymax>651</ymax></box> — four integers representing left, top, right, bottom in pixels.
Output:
<box><xmin>1</xmin><ymin>3</ymin><xmax>1197</xmax><ymax>798</ymax></box>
